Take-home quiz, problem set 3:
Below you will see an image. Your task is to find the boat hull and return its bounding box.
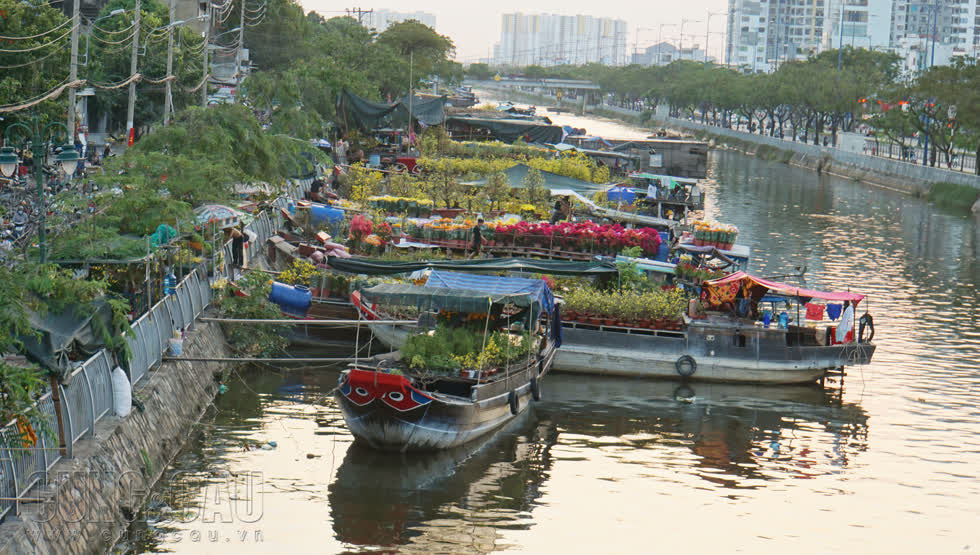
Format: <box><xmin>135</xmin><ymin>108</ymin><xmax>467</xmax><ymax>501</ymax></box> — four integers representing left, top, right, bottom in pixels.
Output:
<box><xmin>336</xmin><ymin>347</ymin><xmax>555</xmax><ymax>451</ymax></box>
<box><xmin>554</xmin><ymin>324</ymin><xmax>875</xmax><ymax>384</ymax></box>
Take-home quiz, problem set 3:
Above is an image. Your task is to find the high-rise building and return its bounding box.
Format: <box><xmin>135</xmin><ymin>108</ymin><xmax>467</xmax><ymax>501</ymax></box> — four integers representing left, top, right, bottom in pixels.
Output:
<box><xmin>726</xmin><ymin>0</ymin><xmax>980</xmax><ymax>73</ymax></box>
<box><xmin>494</xmin><ymin>13</ymin><xmax>628</xmax><ymax>67</ymax></box>
<box><xmin>366</xmin><ymin>10</ymin><xmax>437</xmax><ymax>33</ymax></box>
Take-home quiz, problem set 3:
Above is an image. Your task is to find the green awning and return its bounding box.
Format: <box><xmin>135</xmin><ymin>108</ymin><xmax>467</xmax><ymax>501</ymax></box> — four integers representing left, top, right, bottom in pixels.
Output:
<box><xmin>461</xmin><ymin>163</ymin><xmax>599</xmax><ymax>193</ymax></box>
<box><xmin>361</xmin><ymin>283</ymin><xmax>537</xmax><ymax>313</ymax></box>
<box><xmin>328</xmin><ymin>256</ymin><xmax>617</xmax><ymax>276</ymax></box>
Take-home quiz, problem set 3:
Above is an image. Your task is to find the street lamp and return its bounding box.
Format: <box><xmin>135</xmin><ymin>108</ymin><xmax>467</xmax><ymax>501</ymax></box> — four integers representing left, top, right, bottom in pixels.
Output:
<box><xmin>81</xmin><ymin>9</ymin><xmax>128</xmax><ymax>66</ymax></box>
<box><xmin>0</xmin><ymin>114</ymin><xmax>80</xmax><ymax>263</ymax></box>
<box><xmin>705</xmin><ymin>11</ymin><xmax>728</xmax><ymax>65</ymax></box>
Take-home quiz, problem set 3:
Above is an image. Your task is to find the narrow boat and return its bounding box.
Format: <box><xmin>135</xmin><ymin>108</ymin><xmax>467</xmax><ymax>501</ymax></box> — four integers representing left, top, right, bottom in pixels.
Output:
<box><xmin>555</xmin><ymin>272</ymin><xmax>876</xmax><ymax>384</ymax></box>
<box><xmin>336</xmin><ymin>271</ymin><xmax>561</xmax><ymax>451</ymax></box>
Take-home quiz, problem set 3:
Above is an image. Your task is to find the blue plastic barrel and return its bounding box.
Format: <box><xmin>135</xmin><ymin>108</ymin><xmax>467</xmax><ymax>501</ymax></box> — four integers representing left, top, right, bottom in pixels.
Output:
<box><xmin>310</xmin><ymin>204</ymin><xmax>345</xmax><ymax>225</ymax></box>
<box><xmin>369</xmin><ymin>154</ymin><xmax>381</xmax><ymax>167</ymax></box>
<box><xmin>269</xmin><ymin>282</ymin><xmax>312</xmax><ymax>315</ymax></box>
<box><xmin>164</xmin><ymin>271</ymin><xmax>177</xmax><ymax>296</ymax></box>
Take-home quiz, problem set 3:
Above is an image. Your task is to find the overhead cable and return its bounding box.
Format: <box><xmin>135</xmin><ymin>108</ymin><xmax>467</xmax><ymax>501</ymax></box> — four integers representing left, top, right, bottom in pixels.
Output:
<box><xmin>0</xmin><ymin>25</ymin><xmax>75</xmax><ymax>53</ymax></box>
<box><xmin>0</xmin><ymin>17</ymin><xmax>72</xmax><ymax>40</ymax></box>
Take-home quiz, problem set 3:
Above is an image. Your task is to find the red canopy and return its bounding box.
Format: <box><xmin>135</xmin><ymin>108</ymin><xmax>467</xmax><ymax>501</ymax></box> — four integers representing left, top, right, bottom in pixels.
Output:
<box><xmin>705</xmin><ymin>272</ymin><xmax>866</xmax><ymax>303</ymax></box>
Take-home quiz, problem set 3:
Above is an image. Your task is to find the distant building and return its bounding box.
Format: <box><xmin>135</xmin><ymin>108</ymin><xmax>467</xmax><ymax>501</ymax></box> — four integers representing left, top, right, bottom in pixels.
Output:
<box><xmin>726</xmin><ymin>0</ymin><xmax>980</xmax><ymax>73</ymax></box>
<box><xmin>631</xmin><ymin>42</ymin><xmax>712</xmax><ymax>66</ymax></box>
<box><xmin>366</xmin><ymin>10</ymin><xmax>437</xmax><ymax>33</ymax></box>
<box><xmin>494</xmin><ymin>13</ymin><xmax>628</xmax><ymax>67</ymax></box>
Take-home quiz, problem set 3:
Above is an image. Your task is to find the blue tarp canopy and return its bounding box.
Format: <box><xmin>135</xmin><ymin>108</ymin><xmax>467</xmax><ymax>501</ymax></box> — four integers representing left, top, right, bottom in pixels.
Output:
<box><xmin>605</xmin><ymin>185</ymin><xmax>636</xmax><ymax>205</ymax></box>
<box><xmin>424</xmin><ymin>270</ymin><xmax>555</xmax><ymax>314</ymax></box>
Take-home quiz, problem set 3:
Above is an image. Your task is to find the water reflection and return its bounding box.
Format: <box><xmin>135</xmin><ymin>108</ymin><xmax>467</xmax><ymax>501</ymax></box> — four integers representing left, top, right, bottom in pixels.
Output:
<box><xmin>327</xmin><ymin>371</ymin><xmax>868</xmax><ymax>552</ymax></box>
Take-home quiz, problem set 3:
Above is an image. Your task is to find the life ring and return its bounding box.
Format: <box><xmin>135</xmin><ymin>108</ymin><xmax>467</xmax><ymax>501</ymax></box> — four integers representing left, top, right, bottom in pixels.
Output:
<box><xmin>676</xmin><ymin>355</ymin><xmax>697</xmax><ymax>378</ymax></box>
<box><xmin>858</xmin><ymin>313</ymin><xmax>875</xmax><ymax>343</ymax></box>
<box><xmin>537</xmin><ymin>359</ymin><xmax>544</xmax><ymax>376</ymax></box>
<box><xmin>530</xmin><ymin>377</ymin><xmax>541</xmax><ymax>402</ymax></box>
<box><xmin>508</xmin><ymin>391</ymin><xmax>520</xmax><ymax>415</ymax></box>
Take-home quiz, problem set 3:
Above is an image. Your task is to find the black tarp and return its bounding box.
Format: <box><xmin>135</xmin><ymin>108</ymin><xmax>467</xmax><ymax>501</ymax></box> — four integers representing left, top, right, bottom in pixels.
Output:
<box><xmin>327</xmin><ymin>256</ymin><xmax>617</xmax><ymax>276</ymax></box>
<box><xmin>445</xmin><ymin>115</ymin><xmax>563</xmax><ymax>144</ymax></box>
<box><xmin>17</xmin><ymin>299</ymin><xmax>115</xmax><ymax>379</ymax></box>
<box><xmin>338</xmin><ymin>89</ymin><xmax>446</xmax><ymax>131</ymax></box>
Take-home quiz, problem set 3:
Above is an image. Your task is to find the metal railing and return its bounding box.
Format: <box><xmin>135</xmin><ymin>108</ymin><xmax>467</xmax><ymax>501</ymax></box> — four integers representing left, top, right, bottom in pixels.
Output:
<box><xmin>0</xmin><ymin>178</ymin><xmax>311</xmax><ymax>521</ymax></box>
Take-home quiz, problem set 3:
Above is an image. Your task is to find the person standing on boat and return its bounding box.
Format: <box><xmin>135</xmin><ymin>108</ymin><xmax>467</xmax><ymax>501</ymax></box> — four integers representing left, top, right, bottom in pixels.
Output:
<box><xmin>470</xmin><ymin>217</ymin><xmax>485</xmax><ymax>258</ymax></box>
<box><xmin>836</xmin><ymin>300</ymin><xmax>855</xmax><ymax>343</ymax></box>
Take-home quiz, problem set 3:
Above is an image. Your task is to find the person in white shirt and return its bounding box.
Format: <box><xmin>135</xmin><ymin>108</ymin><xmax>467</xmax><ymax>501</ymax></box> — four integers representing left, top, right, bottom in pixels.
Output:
<box><xmin>836</xmin><ymin>300</ymin><xmax>855</xmax><ymax>343</ymax></box>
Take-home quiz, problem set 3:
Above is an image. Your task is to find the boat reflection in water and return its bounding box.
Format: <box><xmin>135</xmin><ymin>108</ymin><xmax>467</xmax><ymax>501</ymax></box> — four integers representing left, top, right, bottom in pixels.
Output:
<box><xmin>328</xmin><ymin>409</ymin><xmax>550</xmax><ymax>552</ymax></box>
<box><xmin>327</xmin><ymin>374</ymin><xmax>867</xmax><ymax>550</ymax></box>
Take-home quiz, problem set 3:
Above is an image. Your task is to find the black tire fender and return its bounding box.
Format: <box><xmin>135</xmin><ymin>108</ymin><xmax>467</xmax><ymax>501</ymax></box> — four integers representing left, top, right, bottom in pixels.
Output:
<box><xmin>508</xmin><ymin>390</ymin><xmax>520</xmax><ymax>415</ymax></box>
<box><xmin>676</xmin><ymin>355</ymin><xmax>697</xmax><ymax>378</ymax></box>
<box><xmin>530</xmin><ymin>377</ymin><xmax>541</xmax><ymax>402</ymax></box>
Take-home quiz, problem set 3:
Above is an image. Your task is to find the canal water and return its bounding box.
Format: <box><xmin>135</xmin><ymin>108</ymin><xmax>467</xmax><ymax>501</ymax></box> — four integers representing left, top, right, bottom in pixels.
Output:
<box><xmin>117</xmin><ymin>107</ymin><xmax>980</xmax><ymax>553</ymax></box>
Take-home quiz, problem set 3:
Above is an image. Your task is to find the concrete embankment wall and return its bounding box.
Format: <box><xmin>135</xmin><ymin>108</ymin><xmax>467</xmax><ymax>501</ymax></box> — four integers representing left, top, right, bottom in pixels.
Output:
<box><xmin>0</xmin><ymin>321</ymin><xmax>228</xmax><ymax>554</ymax></box>
<box><xmin>596</xmin><ymin>104</ymin><xmax>980</xmax><ymax>196</ymax></box>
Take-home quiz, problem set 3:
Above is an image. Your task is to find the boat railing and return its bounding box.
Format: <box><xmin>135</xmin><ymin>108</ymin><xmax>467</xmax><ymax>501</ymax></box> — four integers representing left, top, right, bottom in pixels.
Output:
<box><xmin>562</xmin><ymin>320</ymin><xmax>686</xmax><ymax>338</ymax></box>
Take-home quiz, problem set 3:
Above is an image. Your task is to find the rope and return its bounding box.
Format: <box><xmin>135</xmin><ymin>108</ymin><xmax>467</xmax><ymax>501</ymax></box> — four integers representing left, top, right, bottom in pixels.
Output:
<box><xmin>0</xmin><ymin>18</ymin><xmax>72</xmax><ymax>40</ymax></box>
<box><xmin>0</xmin><ymin>79</ymin><xmax>84</xmax><ymax>114</ymax></box>
<box><xmin>0</xmin><ymin>25</ymin><xmax>75</xmax><ymax>53</ymax></box>
<box><xmin>89</xmin><ymin>73</ymin><xmax>142</xmax><ymax>90</ymax></box>
<box><xmin>184</xmin><ymin>73</ymin><xmax>211</xmax><ymax>93</ymax></box>
<box><xmin>142</xmin><ymin>74</ymin><xmax>177</xmax><ymax>84</ymax></box>
<box><xmin>0</xmin><ymin>41</ymin><xmax>70</xmax><ymax>69</ymax></box>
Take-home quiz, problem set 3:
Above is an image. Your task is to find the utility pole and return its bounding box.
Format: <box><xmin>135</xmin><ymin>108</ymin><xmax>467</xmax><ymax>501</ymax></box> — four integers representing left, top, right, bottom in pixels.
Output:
<box><xmin>346</xmin><ymin>7</ymin><xmax>373</xmax><ymax>25</ymax></box>
<box><xmin>164</xmin><ymin>0</ymin><xmax>175</xmax><ymax>125</ymax></box>
<box><xmin>68</xmin><ymin>0</ymin><xmax>80</xmax><ymax>139</ymax></box>
<box><xmin>202</xmin><ymin>3</ymin><xmax>210</xmax><ymax>107</ymax></box>
<box><xmin>126</xmin><ymin>0</ymin><xmax>141</xmax><ymax>147</ymax></box>
<box><xmin>236</xmin><ymin>0</ymin><xmax>245</xmax><ymax>98</ymax></box>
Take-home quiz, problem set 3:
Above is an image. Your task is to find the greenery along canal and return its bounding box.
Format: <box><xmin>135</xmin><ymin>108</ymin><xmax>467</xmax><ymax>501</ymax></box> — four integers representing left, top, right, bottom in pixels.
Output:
<box><xmin>117</xmin><ymin>145</ymin><xmax>978</xmax><ymax>553</ymax></box>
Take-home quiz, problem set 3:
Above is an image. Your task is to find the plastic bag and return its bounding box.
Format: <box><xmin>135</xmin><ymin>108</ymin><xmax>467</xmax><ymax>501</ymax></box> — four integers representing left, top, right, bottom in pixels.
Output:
<box><xmin>112</xmin><ymin>367</ymin><xmax>132</xmax><ymax>417</ymax></box>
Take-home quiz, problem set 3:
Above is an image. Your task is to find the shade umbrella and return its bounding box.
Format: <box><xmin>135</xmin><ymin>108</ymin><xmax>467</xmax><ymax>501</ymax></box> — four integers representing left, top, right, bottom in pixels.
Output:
<box><xmin>193</xmin><ymin>204</ymin><xmax>246</xmax><ymax>229</ymax></box>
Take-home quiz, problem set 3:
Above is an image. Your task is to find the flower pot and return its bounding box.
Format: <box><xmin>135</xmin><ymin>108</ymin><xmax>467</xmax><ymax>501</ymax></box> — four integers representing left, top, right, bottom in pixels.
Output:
<box><xmin>588</xmin><ymin>317</ymin><xmax>603</xmax><ymax>326</ymax></box>
<box><xmin>577</xmin><ymin>314</ymin><xmax>590</xmax><ymax>323</ymax></box>
<box><xmin>564</xmin><ymin>310</ymin><xmax>577</xmax><ymax>320</ymax></box>
<box><xmin>603</xmin><ymin>318</ymin><xmax>617</xmax><ymax>327</ymax></box>
<box><xmin>639</xmin><ymin>319</ymin><xmax>652</xmax><ymax>328</ymax></box>
<box><xmin>654</xmin><ymin>318</ymin><xmax>665</xmax><ymax>329</ymax></box>
<box><xmin>188</xmin><ymin>241</ymin><xmax>204</xmax><ymax>252</ymax></box>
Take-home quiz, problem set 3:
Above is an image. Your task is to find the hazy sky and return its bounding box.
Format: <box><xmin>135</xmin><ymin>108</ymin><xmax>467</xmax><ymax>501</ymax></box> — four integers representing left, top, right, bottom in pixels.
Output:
<box><xmin>298</xmin><ymin>0</ymin><xmax>728</xmax><ymax>63</ymax></box>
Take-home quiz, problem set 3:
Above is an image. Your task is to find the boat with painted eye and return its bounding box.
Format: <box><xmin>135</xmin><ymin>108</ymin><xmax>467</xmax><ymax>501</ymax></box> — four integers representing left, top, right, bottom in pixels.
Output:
<box><xmin>336</xmin><ymin>271</ymin><xmax>561</xmax><ymax>451</ymax></box>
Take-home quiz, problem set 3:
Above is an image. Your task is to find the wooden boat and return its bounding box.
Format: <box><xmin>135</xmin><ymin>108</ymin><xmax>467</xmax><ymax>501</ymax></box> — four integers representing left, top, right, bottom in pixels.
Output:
<box><xmin>555</xmin><ymin>272</ymin><xmax>876</xmax><ymax>384</ymax></box>
<box><xmin>336</xmin><ymin>271</ymin><xmax>561</xmax><ymax>451</ymax></box>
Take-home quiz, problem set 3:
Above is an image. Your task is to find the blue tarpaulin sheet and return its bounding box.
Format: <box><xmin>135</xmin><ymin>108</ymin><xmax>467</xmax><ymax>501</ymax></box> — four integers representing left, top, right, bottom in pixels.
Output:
<box><xmin>606</xmin><ymin>186</ymin><xmax>636</xmax><ymax>205</ymax></box>
<box><xmin>424</xmin><ymin>270</ymin><xmax>555</xmax><ymax>314</ymax></box>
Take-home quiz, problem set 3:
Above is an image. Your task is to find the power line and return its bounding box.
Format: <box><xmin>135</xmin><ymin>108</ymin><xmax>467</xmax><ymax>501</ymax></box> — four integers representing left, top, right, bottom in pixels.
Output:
<box><xmin>0</xmin><ymin>25</ymin><xmax>76</xmax><ymax>53</ymax></box>
<box><xmin>345</xmin><ymin>7</ymin><xmax>373</xmax><ymax>25</ymax></box>
<box><xmin>0</xmin><ymin>17</ymin><xmax>73</xmax><ymax>40</ymax></box>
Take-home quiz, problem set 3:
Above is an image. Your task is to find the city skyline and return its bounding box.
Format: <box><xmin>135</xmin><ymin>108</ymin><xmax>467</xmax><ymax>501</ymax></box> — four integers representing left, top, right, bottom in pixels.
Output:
<box><xmin>297</xmin><ymin>0</ymin><xmax>726</xmax><ymax>63</ymax></box>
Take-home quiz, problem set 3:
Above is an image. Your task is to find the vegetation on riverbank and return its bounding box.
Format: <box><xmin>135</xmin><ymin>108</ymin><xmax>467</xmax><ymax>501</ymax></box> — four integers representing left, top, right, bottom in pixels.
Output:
<box><xmin>479</xmin><ymin>51</ymin><xmax>980</xmax><ymax>173</ymax></box>
<box><xmin>927</xmin><ymin>182</ymin><xmax>980</xmax><ymax>211</ymax></box>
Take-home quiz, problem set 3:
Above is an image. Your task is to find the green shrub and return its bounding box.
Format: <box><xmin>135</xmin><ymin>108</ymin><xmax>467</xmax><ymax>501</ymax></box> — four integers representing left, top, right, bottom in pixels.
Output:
<box><xmin>927</xmin><ymin>182</ymin><xmax>980</xmax><ymax>211</ymax></box>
